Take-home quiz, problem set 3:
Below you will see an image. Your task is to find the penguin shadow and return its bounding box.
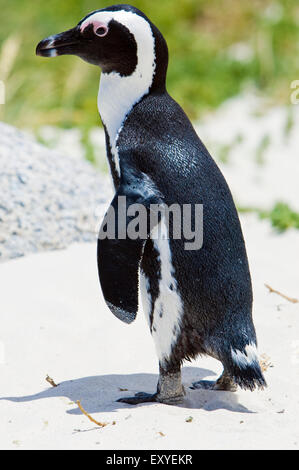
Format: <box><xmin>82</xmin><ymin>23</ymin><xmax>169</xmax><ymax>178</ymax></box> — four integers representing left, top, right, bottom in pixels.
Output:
<box><xmin>0</xmin><ymin>367</ymin><xmax>252</xmax><ymax>415</ymax></box>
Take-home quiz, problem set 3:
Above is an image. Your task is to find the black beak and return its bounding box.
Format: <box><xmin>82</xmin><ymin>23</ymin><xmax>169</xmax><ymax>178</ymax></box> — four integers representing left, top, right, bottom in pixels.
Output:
<box><xmin>36</xmin><ymin>27</ymin><xmax>81</xmax><ymax>58</ymax></box>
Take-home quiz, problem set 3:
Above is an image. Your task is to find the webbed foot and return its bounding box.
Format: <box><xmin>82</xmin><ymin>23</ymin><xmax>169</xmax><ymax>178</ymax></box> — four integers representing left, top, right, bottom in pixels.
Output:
<box><xmin>117</xmin><ymin>392</ymin><xmax>158</xmax><ymax>405</ymax></box>
<box><xmin>117</xmin><ymin>390</ymin><xmax>184</xmax><ymax>405</ymax></box>
<box><xmin>191</xmin><ymin>372</ymin><xmax>237</xmax><ymax>392</ymax></box>
<box><xmin>117</xmin><ymin>368</ymin><xmax>185</xmax><ymax>405</ymax></box>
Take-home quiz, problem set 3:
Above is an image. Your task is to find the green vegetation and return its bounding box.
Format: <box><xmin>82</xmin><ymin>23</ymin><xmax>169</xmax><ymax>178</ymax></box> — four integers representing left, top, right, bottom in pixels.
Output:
<box><xmin>260</xmin><ymin>202</ymin><xmax>299</xmax><ymax>231</ymax></box>
<box><xmin>239</xmin><ymin>202</ymin><xmax>299</xmax><ymax>231</ymax></box>
<box><xmin>0</xmin><ymin>0</ymin><xmax>298</xmax><ymax>131</ymax></box>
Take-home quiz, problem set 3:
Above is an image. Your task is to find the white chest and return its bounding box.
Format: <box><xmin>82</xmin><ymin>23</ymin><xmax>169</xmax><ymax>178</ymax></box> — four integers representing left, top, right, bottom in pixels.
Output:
<box><xmin>97</xmin><ymin>11</ymin><xmax>156</xmax><ymax>181</ymax></box>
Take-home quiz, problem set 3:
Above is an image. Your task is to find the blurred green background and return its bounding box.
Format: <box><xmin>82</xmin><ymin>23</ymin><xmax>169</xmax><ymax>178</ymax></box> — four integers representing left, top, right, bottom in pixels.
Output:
<box><xmin>0</xmin><ymin>0</ymin><xmax>298</xmax><ymax>132</ymax></box>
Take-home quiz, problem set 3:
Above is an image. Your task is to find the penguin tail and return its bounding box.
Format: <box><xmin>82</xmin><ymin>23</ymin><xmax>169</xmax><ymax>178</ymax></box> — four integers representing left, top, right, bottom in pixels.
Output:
<box><xmin>225</xmin><ymin>342</ymin><xmax>267</xmax><ymax>391</ymax></box>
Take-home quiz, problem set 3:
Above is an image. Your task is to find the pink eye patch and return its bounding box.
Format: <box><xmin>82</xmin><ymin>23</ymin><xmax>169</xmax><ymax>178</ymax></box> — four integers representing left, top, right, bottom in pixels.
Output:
<box><xmin>80</xmin><ymin>20</ymin><xmax>108</xmax><ymax>37</ymax></box>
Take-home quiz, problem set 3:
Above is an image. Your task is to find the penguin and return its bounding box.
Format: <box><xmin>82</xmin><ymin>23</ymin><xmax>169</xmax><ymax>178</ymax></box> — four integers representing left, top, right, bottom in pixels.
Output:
<box><xmin>36</xmin><ymin>4</ymin><xmax>266</xmax><ymax>405</ymax></box>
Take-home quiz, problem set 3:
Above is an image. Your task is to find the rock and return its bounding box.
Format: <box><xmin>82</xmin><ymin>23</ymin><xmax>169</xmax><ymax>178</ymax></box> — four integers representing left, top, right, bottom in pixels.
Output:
<box><xmin>0</xmin><ymin>122</ymin><xmax>112</xmax><ymax>262</ymax></box>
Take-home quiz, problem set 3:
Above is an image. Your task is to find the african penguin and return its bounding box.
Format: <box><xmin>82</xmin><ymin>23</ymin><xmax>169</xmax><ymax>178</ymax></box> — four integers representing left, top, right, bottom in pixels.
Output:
<box><xmin>36</xmin><ymin>4</ymin><xmax>266</xmax><ymax>404</ymax></box>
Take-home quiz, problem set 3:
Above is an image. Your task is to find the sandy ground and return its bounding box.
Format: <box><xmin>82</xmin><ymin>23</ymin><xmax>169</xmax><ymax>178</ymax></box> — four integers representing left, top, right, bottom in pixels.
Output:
<box><xmin>0</xmin><ymin>214</ymin><xmax>298</xmax><ymax>450</ymax></box>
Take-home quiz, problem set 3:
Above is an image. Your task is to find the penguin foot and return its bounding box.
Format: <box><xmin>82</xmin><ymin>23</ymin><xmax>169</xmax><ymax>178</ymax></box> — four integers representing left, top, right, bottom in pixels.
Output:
<box><xmin>117</xmin><ymin>391</ymin><xmax>185</xmax><ymax>405</ymax></box>
<box><xmin>117</xmin><ymin>392</ymin><xmax>158</xmax><ymax>405</ymax></box>
<box><xmin>157</xmin><ymin>393</ymin><xmax>185</xmax><ymax>405</ymax></box>
<box><xmin>191</xmin><ymin>373</ymin><xmax>237</xmax><ymax>392</ymax></box>
<box><xmin>117</xmin><ymin>368</ymin><xmax>185</xmax><ymax>405</ymax></box>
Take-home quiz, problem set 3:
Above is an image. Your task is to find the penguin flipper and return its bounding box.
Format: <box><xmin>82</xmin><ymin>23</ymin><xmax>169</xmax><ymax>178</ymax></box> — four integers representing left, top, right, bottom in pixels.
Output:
<box><xmin>97</xmin><ymin>171</ymin><xmax>162</xmax><ymax>324</ymax></box>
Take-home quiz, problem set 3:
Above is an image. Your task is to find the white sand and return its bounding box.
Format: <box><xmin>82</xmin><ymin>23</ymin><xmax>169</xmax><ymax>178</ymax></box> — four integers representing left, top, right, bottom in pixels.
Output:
<box><xmin>0</xmin><ymin>214</ymin><xmax>298</xmax><ymax>450</ymax></box>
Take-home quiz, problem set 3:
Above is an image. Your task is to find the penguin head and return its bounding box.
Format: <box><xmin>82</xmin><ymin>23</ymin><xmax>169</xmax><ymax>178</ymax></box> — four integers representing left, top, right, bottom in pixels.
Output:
<box><xmin>36</xmin><ymin>4</ymin><xmax>168</xmax><ymax>90</ymax></box>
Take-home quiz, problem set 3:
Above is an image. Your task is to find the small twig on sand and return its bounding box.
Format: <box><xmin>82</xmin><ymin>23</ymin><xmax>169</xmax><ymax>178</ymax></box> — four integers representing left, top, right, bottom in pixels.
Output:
<box><xmin>46</xmin><ymin>375</ymin><xmax>58</xmax><ymax>387</ymax></box>
<box><xmin>76</xmin><ymin>400</ymin><xmax>107</xmax><ymax>428</ymax></box>
<box><xmin>265</xmin><ymin>284</ymin><xmax>299</xmax><ymax>304</ymax></box>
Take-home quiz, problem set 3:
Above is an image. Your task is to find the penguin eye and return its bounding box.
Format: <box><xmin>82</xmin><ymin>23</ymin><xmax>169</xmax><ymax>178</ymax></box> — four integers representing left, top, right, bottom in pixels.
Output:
<box><xmin>95</xmin><ymin>26</ymin><xmax>108</xmax><ymax>37</ymax></box>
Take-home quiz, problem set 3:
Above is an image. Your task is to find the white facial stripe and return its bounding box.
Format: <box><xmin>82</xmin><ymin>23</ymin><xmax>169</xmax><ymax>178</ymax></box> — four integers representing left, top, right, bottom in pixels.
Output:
<box><xmin>93</xmin><ymin>10</ymin><xmax>156</xmax><ymax>181</ymax></box>
<box><xmin>231</xmin><ymin>343</ymin><xmax>258</xmax><ymax>368</ymax></box>
<box><xmin>149</xmin><ymin>219</ymin><xmax>183</xmax><ymax>365</ymax></box>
